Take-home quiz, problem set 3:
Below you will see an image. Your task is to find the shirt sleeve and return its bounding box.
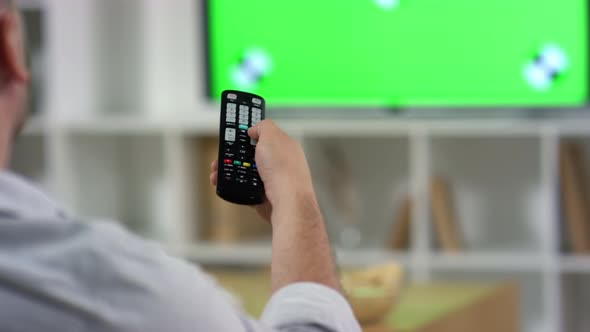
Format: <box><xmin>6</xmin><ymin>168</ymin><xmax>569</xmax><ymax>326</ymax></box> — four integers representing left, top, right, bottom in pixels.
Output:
<box><xmin>259</xmin><ymin>283</ymin><xmax>362</xmax><ymax>332</ymax></box>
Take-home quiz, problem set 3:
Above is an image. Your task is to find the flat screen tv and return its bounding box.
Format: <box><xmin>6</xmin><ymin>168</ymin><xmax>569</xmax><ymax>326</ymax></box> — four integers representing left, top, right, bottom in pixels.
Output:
<box><xmin>205</xmin><ymin>0</ymin><xmax>588</xmax><ymax>108</ymax></box>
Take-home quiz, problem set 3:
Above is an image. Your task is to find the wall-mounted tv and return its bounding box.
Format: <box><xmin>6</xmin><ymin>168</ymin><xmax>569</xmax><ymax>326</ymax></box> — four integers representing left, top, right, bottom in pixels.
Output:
<box><xmin>205</xmin><ymin>0</ymin><xmax>588</xmax><ymax>108</ymax></box>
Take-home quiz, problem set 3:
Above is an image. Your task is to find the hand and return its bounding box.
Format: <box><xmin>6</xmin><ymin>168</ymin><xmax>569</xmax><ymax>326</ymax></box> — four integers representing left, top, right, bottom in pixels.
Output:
<box><xmin>210</xmin><ymin>160</ymin><xmax>273</xmax><ymax>221</ymax></box>
<box><xmin>210</xmin><ymin>120</ymin><xmax>319</xmax><ymax>223</ymax></box>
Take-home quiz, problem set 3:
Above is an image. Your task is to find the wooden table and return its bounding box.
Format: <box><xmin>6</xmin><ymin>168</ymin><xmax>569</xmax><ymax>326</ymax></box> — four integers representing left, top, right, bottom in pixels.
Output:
<box><xmin>208</xmin><ymin>270</ymin><xmax>519</xmax><ymax>332</ymax></box>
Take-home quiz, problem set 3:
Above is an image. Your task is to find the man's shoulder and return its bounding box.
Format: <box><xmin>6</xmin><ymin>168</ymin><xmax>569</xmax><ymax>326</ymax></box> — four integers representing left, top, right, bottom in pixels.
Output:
<box><xmin>0</xmin><ymin>218</ymin><xmax>245</xmax><ymax>331</ymax></box>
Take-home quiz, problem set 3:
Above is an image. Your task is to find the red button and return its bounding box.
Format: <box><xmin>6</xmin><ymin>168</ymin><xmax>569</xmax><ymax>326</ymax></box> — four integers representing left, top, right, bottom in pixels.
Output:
<box><xmin>224</xmin><ymin>159</ymin><xmax>232</xmax><ymax>164</ymax></box>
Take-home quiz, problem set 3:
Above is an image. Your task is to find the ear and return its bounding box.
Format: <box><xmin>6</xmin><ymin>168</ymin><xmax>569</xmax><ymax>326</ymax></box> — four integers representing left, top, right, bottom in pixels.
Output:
<box><xmin>0</xmin><ymin>10</ymin><xmax>29</xmax><ymax>84</ymax></box>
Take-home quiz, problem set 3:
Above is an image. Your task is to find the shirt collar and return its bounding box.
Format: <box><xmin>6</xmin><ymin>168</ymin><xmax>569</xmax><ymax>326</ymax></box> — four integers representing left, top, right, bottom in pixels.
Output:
<box><xmin>0</xmin><ymin>171</ymin><xmax>66</xmax><ymax>220</ymax></box>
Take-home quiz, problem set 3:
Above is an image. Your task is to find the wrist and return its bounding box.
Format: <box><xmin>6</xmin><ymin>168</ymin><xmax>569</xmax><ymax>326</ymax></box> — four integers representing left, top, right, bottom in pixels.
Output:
<box><xmin>271</xmin><ymin>185</ymin><xmax>322</xmax><ymax>226</ymax></box>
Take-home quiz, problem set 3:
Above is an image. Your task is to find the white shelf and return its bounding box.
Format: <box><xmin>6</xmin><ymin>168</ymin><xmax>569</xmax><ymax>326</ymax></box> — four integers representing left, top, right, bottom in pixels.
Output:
<box><xmin>51</xmin><ymin>114</ymin><xmax>590</xmax><ymax>138</ymax></box>
<box><xmin>429</xmin><ymin>252</ymin><xmax>547</xmax><ymax>272</ymax></box>
<box><xmin>169</xmin><ymin>243</ymin><xmax>411</xmax><ymax>267</ymax></box>
<box><xmin>169</xmin><ymin>243</ymin><xmax>272</xmax><ymax>266</ymax></box>
<box><xmin>560</xmin><ymin>256</ymin><xmax>590</xmax><ymax>273</ymax></box>
<box><xmin>25</xmin><ymin>2</ymin><xmax>590</xmax><ymax>331</ymax></box>
<box><xmin>56</xmin><ymin>112</ymin><xmax>218</xmax><ymax>135</ymax></box>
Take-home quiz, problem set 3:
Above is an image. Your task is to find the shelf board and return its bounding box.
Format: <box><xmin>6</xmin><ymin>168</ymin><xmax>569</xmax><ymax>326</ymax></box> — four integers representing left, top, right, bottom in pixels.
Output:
<box><xmin>57</xmin><ymin>113</ymin><xmax>217</xmax><ymax>135</ymax></box>
<box><xmin>169</xmin><ymin>243</ymin><xmax>548</xmax><ymax>272</ymax></box>
<box><xmin>428</xmin><ymin>252</ymin><xmax>547</xmax><ymax>272</ymax></box>
<box><xmin>560</xmin><ymin>255</ymin><xmax>590</xmax><ymax>273</ymax></box>
<box><xmin>169</xmin><ymin>243</ymin><xmax>411</xmax><ymax>267</ymax></box>
<box><xmin>51</xmin><ymin>112</ymin><xmax>590</xmax><ymax>137</ymax></box>
<box><xmin>168</xmin><ymin>242</ymin><xmax>272</xmax><ymax>266</ymax></box>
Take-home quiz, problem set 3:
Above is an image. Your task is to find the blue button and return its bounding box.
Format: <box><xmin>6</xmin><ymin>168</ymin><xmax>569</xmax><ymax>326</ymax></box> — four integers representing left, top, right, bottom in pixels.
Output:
<box><xmin>252</xmin><ymin>164</ymin><xmax>257</xmax><ymax>169</ymax></box>
<box><xmin>239</xmin><ymin>125</ymin><xmax>249</xmax><ymax>131</ymax></box>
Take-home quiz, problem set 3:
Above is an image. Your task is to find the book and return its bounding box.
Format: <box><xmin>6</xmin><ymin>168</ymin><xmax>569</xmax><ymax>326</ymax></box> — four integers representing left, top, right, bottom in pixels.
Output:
<box><xmin>388</xmin><ymin>197</ymin><xmax>412</xmax><ymax>250</ymax></box>
<box><xmin>559</xmin><ymin>142</ymin><xmax>590</xmax><ymax>254</ymax></box>
<box><xmin>430</xmin><ymin>177</ymin><xmax>463</xmax><ymax>252</ymax></box>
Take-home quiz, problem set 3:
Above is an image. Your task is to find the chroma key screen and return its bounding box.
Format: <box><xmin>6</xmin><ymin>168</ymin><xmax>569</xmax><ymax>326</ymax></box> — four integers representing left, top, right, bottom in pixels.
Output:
<box><xmin>205</xmin><ymin>0</ymin><xmax>588</xmax><ymax>108</ymax></box>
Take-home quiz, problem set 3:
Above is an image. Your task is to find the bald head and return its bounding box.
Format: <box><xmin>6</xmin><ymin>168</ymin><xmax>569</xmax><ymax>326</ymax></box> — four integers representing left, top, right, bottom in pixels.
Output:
<box><xmin>0</xmin><ymin>0</ymin><xmax>30</xmax><ymax>168</ymax></box>
<box><xmin>0</xmin><ymin>0</ymin><xmax>12</xmax><ymax>9</ymax></box>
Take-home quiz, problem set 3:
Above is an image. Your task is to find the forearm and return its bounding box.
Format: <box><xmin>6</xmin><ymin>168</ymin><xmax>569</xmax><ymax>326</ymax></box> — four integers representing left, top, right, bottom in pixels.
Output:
<box><xmin>270</xmin><ymin>190</ymin><xmax>341</xmax><ymax>293</ymax></box>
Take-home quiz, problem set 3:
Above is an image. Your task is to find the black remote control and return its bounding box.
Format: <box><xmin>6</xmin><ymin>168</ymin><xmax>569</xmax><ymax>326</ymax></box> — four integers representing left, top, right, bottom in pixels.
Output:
<box><xmin>216</xmin><ymin>90</ymin><xmax>265</xmax><ymax>205</ymax></box>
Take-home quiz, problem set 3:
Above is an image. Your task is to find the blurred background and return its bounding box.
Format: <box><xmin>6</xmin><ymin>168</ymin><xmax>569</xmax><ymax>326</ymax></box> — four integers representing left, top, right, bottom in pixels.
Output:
<box><xmin>13</xmin><ymin>0</ymin><xmax>590</xmax><ymax>331</ymax></box>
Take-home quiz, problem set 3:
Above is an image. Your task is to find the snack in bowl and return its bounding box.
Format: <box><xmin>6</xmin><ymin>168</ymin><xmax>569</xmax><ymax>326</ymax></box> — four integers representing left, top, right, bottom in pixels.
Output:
<box><xmin>341</xmin><ymin>263</ymin><xmax>404</xmax><ymax>325</ymax></box>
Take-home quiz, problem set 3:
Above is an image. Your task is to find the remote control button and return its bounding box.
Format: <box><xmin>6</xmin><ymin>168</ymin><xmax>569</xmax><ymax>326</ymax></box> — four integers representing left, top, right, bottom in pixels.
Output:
<box><xmin>225</xmin><ymin>128</ymin><xmax>236</xmax><ymax>142</ymax></box>
<box><xmin>252</xmin><ymin>107</ymin><xmax>261</xmax><ymax>114</ymax></box>
<box><xmin>239</xmin><ymin>105</ymin><xmax>249</xmax><ymax>112</ymax></box>
<box><xmin>252</xmin><ymin>164</ymin><xmax>257</xmax><ymax>169</ymax></box>
<box><xmin>243</xmin><ymin>162</ymin><xmax>251</xmax><ymax>167</ymax></box>
<box><xmin>233</xmin><ymin>160</ymin><xmax>242</xmax><ymax>166</ymax></box>
<box><xmin>239</xmin><ymin>124</ymin><xmax>249</xmax><ymax>130</ymax></box>
<box><xmin>250</xmin><ymin>138</ymin><xmax>257</xmax><ymax>146</ymax></box>
<box><xmin>227</xmin><ymin>93</ymin><xmax>237</xmax><ymax>100</ymax></box>
<box><xmin>223</xmin><ymin>159</ymin><xmax>232</xmax><ymax>164</ymax></box>
<box><xmin>252</xmin><ymin>98</ymin><xmax>262</xmax><ymax>105</ymax></box>
<box><xmin>227</xmin><ymin>103</ymin><xmax>237</xmax><ymax>111</ymax></box>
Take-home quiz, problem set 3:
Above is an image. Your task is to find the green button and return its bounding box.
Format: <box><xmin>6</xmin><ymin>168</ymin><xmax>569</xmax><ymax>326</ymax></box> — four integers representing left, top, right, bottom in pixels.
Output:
<box><xmin>239</xmin><ymin>125</ymin><xmax>249</xmax><ymax>130</ymax></box>
<box><xmin>233</xmin><ymin>160</ymin><xmax>242</xmax><ymax>166</ymax></box>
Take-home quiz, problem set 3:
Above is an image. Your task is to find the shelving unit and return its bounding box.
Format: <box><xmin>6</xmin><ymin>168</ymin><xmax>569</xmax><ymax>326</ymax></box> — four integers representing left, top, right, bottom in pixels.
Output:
<box><xmin>11</xmin><ymin>1</ymin><xmax>590</xmax><ymax>332</ymax></box>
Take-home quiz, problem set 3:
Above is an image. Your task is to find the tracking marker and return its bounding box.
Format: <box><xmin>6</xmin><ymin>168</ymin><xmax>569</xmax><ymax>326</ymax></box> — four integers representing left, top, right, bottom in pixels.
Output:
<box><xmin>375</xmin><ymin>0</ymin><xmax>399</xmax><ymax>10</ymax></box>
<box><xmin>231</xmin><ymin>48</ymin><xmax>272</xmax><ymax>90</ymax></box>
<box><xmin>523</xmin><ymin>44</ymin><xmax>568</xmax><ymax>91</ymax></box>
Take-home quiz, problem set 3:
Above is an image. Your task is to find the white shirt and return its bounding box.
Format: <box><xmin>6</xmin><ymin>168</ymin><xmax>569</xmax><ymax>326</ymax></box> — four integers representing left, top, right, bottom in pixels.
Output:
<box><xmin>0</xmin><ymin>171</ymin><xmax>361</xmax><ymax>332</ymax></box>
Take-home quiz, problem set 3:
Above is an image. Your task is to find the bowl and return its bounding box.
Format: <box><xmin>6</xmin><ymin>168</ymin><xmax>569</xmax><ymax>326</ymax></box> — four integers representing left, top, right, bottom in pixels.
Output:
<box><xmin>341</xmin><ymin>263</ymin><xmax>404</xmax><ymax>325</ymax></box>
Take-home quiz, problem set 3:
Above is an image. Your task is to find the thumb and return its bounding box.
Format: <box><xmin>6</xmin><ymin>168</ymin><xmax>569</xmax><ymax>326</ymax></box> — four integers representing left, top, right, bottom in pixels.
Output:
<box><xmin>248</xmin><ymin>119</ymin><xmax>272</xmax><ymax>141</ymax></box>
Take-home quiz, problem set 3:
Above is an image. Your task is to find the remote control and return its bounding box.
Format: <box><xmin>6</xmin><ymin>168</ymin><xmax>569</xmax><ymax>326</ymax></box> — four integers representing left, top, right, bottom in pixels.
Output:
<box><xmin>216</xmin><ymin>90</ymin><xmax>265</xmax><ymax>205</ymax></box>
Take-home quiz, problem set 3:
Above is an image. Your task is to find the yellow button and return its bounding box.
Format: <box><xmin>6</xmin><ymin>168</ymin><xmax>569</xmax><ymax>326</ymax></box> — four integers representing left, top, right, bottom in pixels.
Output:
<box><xmin>243</xmin><ymin>162</ymin><xmax>251</xmax><ymax>167</ymax></box>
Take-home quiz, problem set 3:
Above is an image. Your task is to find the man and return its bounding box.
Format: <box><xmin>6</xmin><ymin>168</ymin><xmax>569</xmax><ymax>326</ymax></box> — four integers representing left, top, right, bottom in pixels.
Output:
<box><xmin>0</xmin><ymin>2</ymin><xmax>361</xmax><ymax>332</ymax></box>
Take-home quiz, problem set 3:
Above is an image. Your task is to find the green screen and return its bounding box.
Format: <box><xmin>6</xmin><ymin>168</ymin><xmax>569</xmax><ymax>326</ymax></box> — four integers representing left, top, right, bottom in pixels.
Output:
<box><xmin>207</xmin><ymin>0</ymin><xmax>588</xmax><ymax>107</ymax></box>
